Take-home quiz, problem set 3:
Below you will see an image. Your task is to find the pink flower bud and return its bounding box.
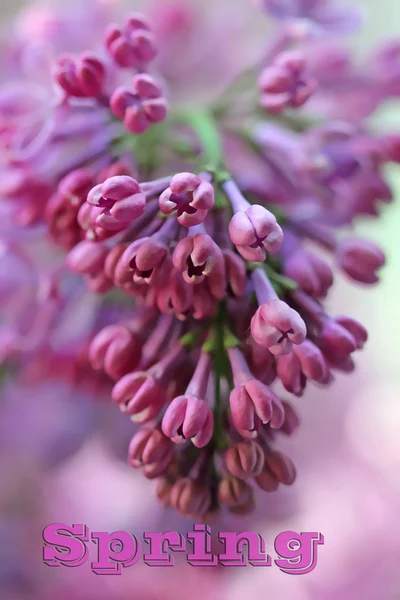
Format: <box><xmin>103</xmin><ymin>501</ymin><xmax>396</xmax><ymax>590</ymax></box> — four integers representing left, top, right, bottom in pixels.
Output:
<box><xmin>66</xmin><ymin>240</ymin><xmax>108</xmax><ymax>275</ymax></box>
<box><xmin>258</xmin><ymin>50</ymin><xmax>316</xmax><ymax>114</ymax></box>
<box><xmin>276</xmin><ymin>352</ymin><xmax>306</xmax><ymax>396</ymax></box>
<box><xmin>77</xmin><ymin>202</ymin><xmax>102</xmax><ymax>233</ymax></box>
<box><xmin>277</xmin><ymin>337</ymin><xmax>331</xmax><ymax>395</ymax></box>
<box><xmin>162</xmin><ymin>351</ymin><xmax>214</xmax><ymax>447</ymax></box>
<box><xmin>104</xmin><ymin>243</ymin><xmax>128</xmax><ymax>282</ymax></box>
<box><xmin>170</xmin><ymin>478</ymin><xmax>212</xmax><ymax>518</ymax></box>
<box><xmin>162</xmin><ymin>394</ymin><xmax>214</xmax><ymax>448</ymax></box>
<box><xmin>228</xmin><ymin>348</ymin><xmax>285</xmax><ymax>438</ymax></box>
<box><xmin>110</xmin><ymin>74</ymin><xmax>167</xmax><ymax>134</ymax></box>
<box><xmin>173</xmin><ymin>232</ymin><xmax>226</xmax><ymax>299</ymax></box>
<box><xmin>112</xmin><ymin>371</ymin><xmax>166</xmax><ymax>423</ymax></box>
<box><xmin>58</xmin><ymin>169</ymin><xmax>94</xmax><ymax>206</ymax></box>
<box><xmin>128</xmin><ymin>426</ymin><xmax>173</xmax><ymax>479</ymax></box>
<box><xmin>224</xmin><ymin>440</ymin><xmax>265</xmax><ymax>480</ymax></box>
<box><xmin>336</xmin><ymin>238</ymin><xmax>385</xmax><ymax>284</ymax></box>
<box><xmin>120</xmin><ymin>237</ymin><xmax>172</xmax><ymax>287</ymax></box>
<box><xmin>159</xmin><ymin>173</ymin><xmax>214</xmax><ymax>226</ymax></box>
<box><xmin>222</xmin><ymin>249</ymin><xmax>247</xmax><ymax>298</ymax></box>
<box><xmin>280</xmin><ymin>401</ymin><xmax>300</xmax><ymax>436</ymax></box>
<box><xmin>284</xmin><ymin>251</ymin><xmax>333</xmax><ymax>298</ymax></box>
<box><xmin>218</xmin><ymin>476</ymin><xmax>253</xmax><ymax>509</ymax></box>
<box><xmin>55</xmin><ymin>53</ymin><xmax>106</xmax><ymax>98</ymax></box>
<box><xmin>105</xmin><ymin>13</ymin><xmax>157</xmax><ymax>68</ymax></box>
<box><xmin>229</xmin><ymin>379</ymin><xmax>284</xmax><ymax>437</ymax></box>
<box><xmin>318</xmin><ymin>317</ymin><xmax>358</xmax><ymax>366</ymax></box>
<box><xmin>254</xmin><ymin>464</ymin><xmax>279</xmax><ymax>492</ymax></box>
<box><xmin>89</xmin><ymin>324</ymin><xmax>142</xmax><ymax>380</ymax></box>
<box><xmin>335</xmin><ymin>315</ymin><xmax>368</xmax><ymax>350</ymax></box>
<box><xmin>229</xmin><ymin>204</ymin><xmax>283</xmax><ymax>262</ymax></box>
<box><xmin>156</xmin><ymin>477</ymin><xmax>174</xmax><ymax>507</ymax></box>
<box><xmin>251</xmin><ymin>300</ymin><xmax>307</xmax><ymax>356</ymax></box>
<box><xmin>87</xmin><ymin>175</ymin><xmax>146</xmax><ymax>230</ymax></box>
<box><xmin>264</xmin><ymin>449</ymin><xmax>297</xmax><ymax>486</ymax></box>
<box><xmin>85</xmin><ymin>272</ymin><xmax>113</xmax><ymax>294</ymax></box>
<box><xmin>245</xmin><ymin>339</ymin><xmax>277</xmax><ymax>385</ymax></box>
<box><xmin>47</xmin><ymin>171</ymin><xmax>94</xmax><ymax>250</ymax></box>
<box><xmin>192</xmin><ymin>283</ymin><xmax>218</xmax><ymax>320</ymax></box>
<box><xmin>155</xmin><ymin>269</ymin><xmax>194</xmax><ymax>320</ymax></box>
<box><xmin>293</xmin><ymin>339</ymin><xmax>331</xmax><ymax>382</ymax></box>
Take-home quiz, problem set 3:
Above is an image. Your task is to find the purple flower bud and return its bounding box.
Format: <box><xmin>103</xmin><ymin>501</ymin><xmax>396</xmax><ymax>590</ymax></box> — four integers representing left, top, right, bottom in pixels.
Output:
<box><xmin>77</xmin><ymin>202</ymin><xmax>103</xmax><ymax>234</ymax></box>
<box><xmin>154</xmin><ymin>269</ymin><xmax>194</xmax><ymax>320</ymax></box>
<box><xmin>383</xmin><ymin>134</ymin><xmax>400</xmax><ymax>164</ymax></box>
<box><xmin>162</xmin><ymin>394</ymin><xmax>214</xmax><ymax>448</ymax></box>
<box><xmin>192</xmin><ymin>283</ymin><xmax>218</xmax><ymax>320</ymax></box>
<box><xmin>111</xmin><ymin>337</ymin><xmax>182</xmax><ymax>421</ymax></box>
<box><xmin>283</xmin><ymin>250</ymin><xmax>333</xmax><ymax>298</ymax></box>
<box><xmin>128</xmin><ymin>426</ymin><xmax>173</xmax><ymax>479</ymax></box>
<box><xmin>335</xmin><ymin>315</ymin><xmax>367</xmax><ymax>350</ymax></box>
<box><xmin>110</xmin><ymin>74</ymin><xmax>167</xmax><ymax>134</ymax></box>
<box><xmin>85</xmin><ymin>271</ymin><xmax>113</xmax><ymax>294</ymax></box>
<box><xmin>224</xmin><ymin>440</ymin><xmax>265</xmax><ymax>480</ymax></box>
<box><xmin>58</xmin><ymin>169</ymin><xmax>95</xmax><ymax>206</ymax></box>
<box><xmin>251</xmin><ymin>268</ymin><xmax>307</xmax><ymax>356</ymax></box>
<box><xmin>156</xmin><ymin>477</ymin><xmax>174</xmax><ymax>507</ymax></box>
<box><xmin>173</xmin><ymin>231</ymin><xmax>226</xmax><ymax>299</ymax></box>
<box><xmin>276</xmin><ymin>352</ymin><xmax>306</xmax><ymax>396</ymax></box>
<box><xmin>223</xmin><ymin>180</ymin><xmax>283</xmax><ymax>262</ymax></box>
<box><xmin>66</xmin><ymin>240</ymin><xmax>108</xmax><ymax>275</ymax></box>
<box><xmin>87</xmin><ymin>175</ymin><xmax>146</xmax><ymax>230</ymax></box>
<box><xmin>89</xmin><ymin>324</ymin><xmax>142</xmax><ymax>380</ymax></box>
<box><xmin>260</xmin><ymin>0</ymin><xmax>363</xmax><ymax>35</ymax></box>
<box><xmin>264</xmin><ymin>449</ymin><xmax>297</xmax><ymax>486</ymax></box>
<box><xmin>120</xmin><ymin>227</ymin><xmax>174</xmax><ymax>287</ymax></box>
<box><xmin>277</xmin><ymin>338</ymin><xmax>330</xmax><ymax>395</ymax></box>
<box><xmin>228</xmin><ymin>347</ymin><xmax>285</xmax><ymax>438</ymax></box>
<box><xmin>258</xmin><ymin>51</ymin><xmax>317</xmax><ymax>114</ymax></box>
<box><xmin>318</xmin><ymin>317</ymin><xmax>358</xmax><ymax>366</ymax></box>
<box><xmin>230</xmin><ymin>205</ymin><xmax>283</xmax><ymax>262</ymax></box>
<box><xmin>222</xmin><ymin>249</ymin><xmax>247</xmax><ymax>298</ymax></box>
<box><xmin>112</xmin><ymin>371</ymin><xmax>166</xmax><ymax>422</ymax></box>
<box><xmin>170</xmin><ymin>478</ymin><xmax>212</xmax><ymax>518</ymax></box>
<box><xmin>280</xmin><ymin>401</ymin><xmax>300</xmax><ymax>436</ymax></box>
<box><xmin>336</xmin><ymin>238</ymin><xmax>386</xmax><ymax>284</ymax></box>
<box><xmin>55</xmin><ymin>52</ymin><xmax>106</xmax><ymax>98</ymax></box>
<box><xmin>159</xmin><ymin>173</ymin><xmax>214</xmax><ymax>226</ymax></box>
<box><xmin>251</xmin><ymin>299</ymin><xmax>307</xmax><ymax>356</ymax></box>
<box><xmin>162</xmin><ymin>352</ymin><xmax>214</xmax><ymax>448</ymax></box>
<box><xmin>293</xmin><ymin>339</ymin><xmax>331</xmax><ymax>382</ymax></box>
<box><xmin>218</xmin><ymin>476</ymin><xmax>253</xmax><ymax>509</ymax></box>
<box><xmin>254</xmin><ymin>464</ymin><xmax>279</xmax><ymax>492</ymax></box>
<box><xmin>131</xmin><ymin>241</ymin><xmax>172</xmax><ymax>288</ymax></box>
<box><xmin>245</xmin><ymin>339</ymin><xmax>277</xmax><ymax>385</ymax></box>
<box><xmin>47</xmin><ymin>170</ymin><xmax>95</xmax><ymax>250</ymax></box>
<box><xmin>104</xmin><ymin>243</ymin><xmax>129</xmax><ymax>282</ymax></box>
<box><xmin>105</xmin><ymin>13</ymin><xmax>157</xmax><ymax>68</ymax></box>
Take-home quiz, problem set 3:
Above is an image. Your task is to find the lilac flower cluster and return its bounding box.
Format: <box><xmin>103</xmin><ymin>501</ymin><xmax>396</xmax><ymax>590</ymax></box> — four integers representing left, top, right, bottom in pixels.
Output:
<box><xmin>1</xmin><ymin>0</ymin><xmax>399</xmax><ymax>520</ymax></box>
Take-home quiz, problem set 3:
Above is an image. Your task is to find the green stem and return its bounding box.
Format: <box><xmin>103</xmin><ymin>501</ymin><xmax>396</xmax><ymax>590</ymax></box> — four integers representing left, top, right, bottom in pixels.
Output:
<box><xmin>180</xmin><ymin>328</ymin><xmax>202</xmax><ymax>350</ymax></box>
<box><xmin>247</xmin><ymin>261</ymin><xmax>298</xmax><ymax>296</ymax></box>
<box><xmin>263</xmin><ymin>263</ymin><xmax>298</xmax><ymax>292</ymax></box>
<box><xmin>180</xmin><ymin>108</ymin><xmax>224</xmax><ymax>168</ymax></box>
<box><xmin>210</xmin><ymin>303</ymin><xmax>230</xmax><ymax>450</ymax></box>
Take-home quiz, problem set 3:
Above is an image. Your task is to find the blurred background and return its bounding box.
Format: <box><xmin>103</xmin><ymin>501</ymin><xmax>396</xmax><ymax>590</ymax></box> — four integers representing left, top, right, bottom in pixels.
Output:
<box><xmin>0</xmin><ymin>1</ymin><xmax>399</xmax><ymax>599</ymax></box>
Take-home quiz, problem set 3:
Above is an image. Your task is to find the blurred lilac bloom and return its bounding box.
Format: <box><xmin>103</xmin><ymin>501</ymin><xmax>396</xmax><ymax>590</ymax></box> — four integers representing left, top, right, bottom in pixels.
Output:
<box><xmin>261</xmin><ymin>0</ymin><xmax>364</xmax><ymax>35</ymax></box>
